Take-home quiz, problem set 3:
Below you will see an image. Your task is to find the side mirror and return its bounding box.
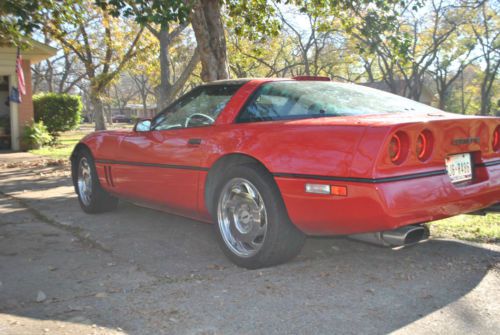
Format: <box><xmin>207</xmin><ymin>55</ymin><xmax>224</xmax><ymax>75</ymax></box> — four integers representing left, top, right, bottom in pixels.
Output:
<box><xmin>134</xmin><ymin>119</ymin><xmax>151</xmax><ymax>132</ymax></box>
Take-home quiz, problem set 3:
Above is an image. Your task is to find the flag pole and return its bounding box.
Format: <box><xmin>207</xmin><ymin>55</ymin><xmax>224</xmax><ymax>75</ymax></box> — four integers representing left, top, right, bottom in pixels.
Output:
<box><xmin>15</xmin><ymin>46</ymin><xmax>26</xmax><ymax>102</ymax></box>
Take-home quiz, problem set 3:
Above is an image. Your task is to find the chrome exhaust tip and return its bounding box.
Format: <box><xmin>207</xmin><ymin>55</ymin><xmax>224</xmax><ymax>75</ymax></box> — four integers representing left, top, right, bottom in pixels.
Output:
<box><xmin>349</xmin><ymin>224</ymin><xmax>429</xmax><ymax>248</ymax></box>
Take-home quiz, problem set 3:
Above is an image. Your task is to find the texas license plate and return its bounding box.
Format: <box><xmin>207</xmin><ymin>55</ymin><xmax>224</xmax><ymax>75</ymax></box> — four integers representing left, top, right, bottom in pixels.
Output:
<box><xmin>445</xmin><ymin>153</ymin><xmax>473</xmax><ymax>183</ymax></box>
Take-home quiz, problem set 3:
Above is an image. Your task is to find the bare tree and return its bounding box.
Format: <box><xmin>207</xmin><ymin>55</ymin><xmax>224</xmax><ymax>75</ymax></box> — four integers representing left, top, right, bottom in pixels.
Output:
<box><xmin>273</xmin><ymin>3</ymin><xmax>341</xmax><ymax>77</ymax></box>
<box><xmin>431</xmin><ymin>46</ymin><xmax>477</xmax><ymax>110</ymax></box>
<box><xmin>45</xmin><ymin>6</ymin><xmax>146</xmax><ymax>130</ymax></box>
<box><xmin>110</xmin><ymin>76</ymin><xmax>137</xmax><ymax>115</ymax></box>
<box><xmin>130</xmin><ymin>72</ymin><xmax>155</xmax><ymax>115</ymax></box>
<box><xmin>229</xmin><ymin>33</ymin><xmax>304</xmax><ymax>78</ymax></box>
<box><xmin>470</xmin><ymin>1</ymin><xmax>500</xmax><ymax>115</ymax></box>
<box><xmin>32</xmin><ymin>49</ymin><xmax>86</xmax><ymax>94</ymax></box>
<box><xmin>32</xmin><ymin>33</ymin><xmax>86</xmax><ymax>94</ymax></box>
<box><xmin>355</xmin><ymin>0</ymin><xmax>463</xmax><ymax>101</ymax></box>
<box><xmin>141</xmin><ymin>20</ymin><xmax>199</xmax><ymax>110</ymax></box>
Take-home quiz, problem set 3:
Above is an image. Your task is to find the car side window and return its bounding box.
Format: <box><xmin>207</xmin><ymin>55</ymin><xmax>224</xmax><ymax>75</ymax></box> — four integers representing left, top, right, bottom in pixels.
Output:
<box><xmin>236</xmin><ymin>82</ymin><xmax>357</xmax><ymax>123</ymax></box>
<box><xmin>238</xmin><ymin>94</ymin><xmax>290</xmax><ymax>122</ymax></box>
<box><xmin>151</xmin><ymin>85</ymin><xmax>240</xmax><ymax>131</ymax></box>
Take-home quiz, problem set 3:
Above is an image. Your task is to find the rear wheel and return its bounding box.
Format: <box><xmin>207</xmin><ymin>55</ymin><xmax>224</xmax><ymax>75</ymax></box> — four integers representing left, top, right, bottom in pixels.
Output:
<box><xmin>213</xmin><ymin>164</ymin><xmax>305</xmax><ymax>269</ymax></box>
<box><xmin>75</xmin><ymin>150</ymin><xmax>118</xmax><ymax>213</ymax></box>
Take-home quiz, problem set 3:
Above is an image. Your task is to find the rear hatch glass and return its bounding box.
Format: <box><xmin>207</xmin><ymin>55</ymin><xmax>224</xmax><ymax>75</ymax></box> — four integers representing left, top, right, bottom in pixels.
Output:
<box><xmin>237</xmin><ymin>81</ymin><xmax>440</xmax><ymax>122</ymax></box>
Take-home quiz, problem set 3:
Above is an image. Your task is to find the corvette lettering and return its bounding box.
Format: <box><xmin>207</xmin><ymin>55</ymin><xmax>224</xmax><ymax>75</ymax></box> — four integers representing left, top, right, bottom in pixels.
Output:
<box><xmin>452</xmin><ymin>137</ymin><xmax>480</xmax><ymax>145</ymax></box>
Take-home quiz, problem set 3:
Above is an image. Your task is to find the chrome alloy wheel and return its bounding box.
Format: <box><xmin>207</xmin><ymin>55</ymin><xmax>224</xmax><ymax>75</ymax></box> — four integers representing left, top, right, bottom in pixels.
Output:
<box><xmin>217</xmin><ymin>178</ymin><xmax>268</xmax><ymax>258</ymax></box>
<box><xmin>77</xmin><ymin>157</ymin><xmax>92</xmax><ymax>206</ymax></box>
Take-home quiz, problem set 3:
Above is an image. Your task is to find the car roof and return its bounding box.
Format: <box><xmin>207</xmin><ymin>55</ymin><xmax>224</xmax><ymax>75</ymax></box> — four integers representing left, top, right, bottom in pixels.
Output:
<box><xmin>202</xmin><ymin>79</ymin><xmax>253</xmax><ymax>86</ymax></box>
<box><xmin>202</xmin><ymin>77</ymin><xmax>334</xmax><ymax>88</ymax></box>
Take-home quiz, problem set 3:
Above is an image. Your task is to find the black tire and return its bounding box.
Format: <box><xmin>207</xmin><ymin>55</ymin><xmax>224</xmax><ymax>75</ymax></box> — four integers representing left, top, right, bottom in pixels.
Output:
<box><xmin>74</xmin><ymin>149</ymin><xmax>118</xmax><ymax>213</ymax></box>
<box><xmin>212</xmin><ymin>163</ymin><xmax>305</xmax><ymax>269</ymax></box>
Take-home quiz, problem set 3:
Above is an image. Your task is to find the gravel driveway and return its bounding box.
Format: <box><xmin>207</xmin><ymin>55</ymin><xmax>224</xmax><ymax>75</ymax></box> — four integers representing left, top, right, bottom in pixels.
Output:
<box><xmin>0</xmin><ymin>163</ymin><xmax>499</xmax><ymax>335</ymax></box>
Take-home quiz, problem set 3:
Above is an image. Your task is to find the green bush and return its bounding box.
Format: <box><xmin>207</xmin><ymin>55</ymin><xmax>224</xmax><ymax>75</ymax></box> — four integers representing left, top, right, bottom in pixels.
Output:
<box><xmin>34</xmin><ymin>93</ymin><xmax>82</xmax><ymax>138</ymax></box>
<box><xmin>130</xmin><ymin>115</ymin><xmax>140</xmax><ymax>124</ymax></box>
<box><xmin>22</xmin><ymin>121</ymin><xmax>53</xmax><ymax>149</ymax></box>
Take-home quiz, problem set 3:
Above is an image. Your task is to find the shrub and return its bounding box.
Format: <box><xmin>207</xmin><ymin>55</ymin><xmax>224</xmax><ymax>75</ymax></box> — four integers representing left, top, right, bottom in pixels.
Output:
<box><xmin>22</xmin><ymin>121</ymin><xmax>53</xmax><ymax>149</ymax></box>
<box><xmin>34</xmin><ymin>93</ymin><xmax>82</xmax><ymax>138</ymax></box>
<box><xmin>130</xmin><ymin>115</ymin><xmax>140</xmax><ymax>124</ymax></box>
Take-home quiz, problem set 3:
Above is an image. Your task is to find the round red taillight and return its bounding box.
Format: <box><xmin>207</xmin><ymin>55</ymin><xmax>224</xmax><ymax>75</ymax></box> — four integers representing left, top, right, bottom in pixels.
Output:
<box><xmin>389</xmin><ymin>134</ymin><xmax>401</xmax><ymax>162</ymax></box>
<box><xmin>388</xmin><ymin>131</ymin><xmax>409</xmax><ymax>164</ymax></box>
<box><xmin>416</xmin><ymin>133</ymin><xmax>426</xmax><ymax>159</ymax></box>
<box><xmin>494</xmin><ymin>126</ymin><xmax>500</xmax><ymax>151</ymax></box>
<box><xmin>416</xmin><ymin>129</ymin><xmax>433</xmax><ymax>161</ymax></box>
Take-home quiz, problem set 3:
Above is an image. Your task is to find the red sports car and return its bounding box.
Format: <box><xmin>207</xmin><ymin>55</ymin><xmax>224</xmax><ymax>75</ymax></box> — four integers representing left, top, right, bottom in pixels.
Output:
<box><xmin>71</xmin><ymin>77</ymin><xmax>500</xmax><ymax>268</ymax></box>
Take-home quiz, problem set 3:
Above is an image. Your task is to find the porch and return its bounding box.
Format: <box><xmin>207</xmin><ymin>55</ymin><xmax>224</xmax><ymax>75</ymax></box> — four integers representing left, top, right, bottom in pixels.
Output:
<box><xmin>0</xmin><ymin>39</ymin><xmax>56</xmax><ymax>151</ymax></box>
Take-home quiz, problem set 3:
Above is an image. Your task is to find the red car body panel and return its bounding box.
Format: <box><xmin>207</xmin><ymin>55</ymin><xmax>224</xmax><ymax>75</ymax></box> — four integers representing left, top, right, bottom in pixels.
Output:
<box><xmin>77</xmin><ymin>79</ymin><xmax>500</xmax><ymax>235</ymax></box>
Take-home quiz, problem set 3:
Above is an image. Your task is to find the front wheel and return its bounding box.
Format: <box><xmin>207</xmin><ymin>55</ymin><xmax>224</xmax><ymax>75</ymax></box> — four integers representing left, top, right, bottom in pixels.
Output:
<box><xmin>75</xmin><ymin>150</ymin><xmax>118</xmax><ymax>213</ymax></box>
<box><xmin>213</xmin><ymin>164</ymin><xmax>305</xmax><ymax>269</ymax></box>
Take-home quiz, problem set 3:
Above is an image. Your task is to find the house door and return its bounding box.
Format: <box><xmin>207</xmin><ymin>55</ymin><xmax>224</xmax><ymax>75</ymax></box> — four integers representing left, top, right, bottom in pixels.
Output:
<box><xmin>0</xmin><ymin>76</ymin><xmax>11</xmax><ymax>150</ymax></box>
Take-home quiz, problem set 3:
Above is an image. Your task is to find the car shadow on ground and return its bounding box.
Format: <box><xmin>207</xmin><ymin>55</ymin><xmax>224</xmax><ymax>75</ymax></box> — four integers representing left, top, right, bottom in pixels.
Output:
<box><xmin>1</xmin><ymin>167</ymin><xmax>499</xmax><ymax>334</ymax></box>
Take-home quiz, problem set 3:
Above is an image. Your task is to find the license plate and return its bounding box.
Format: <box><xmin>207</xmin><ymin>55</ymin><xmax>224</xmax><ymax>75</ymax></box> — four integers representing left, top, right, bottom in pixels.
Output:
<box><xmin>445</xmin><ymin>153</ymin><xmax>473</xmax><ymax>183</ymax></box>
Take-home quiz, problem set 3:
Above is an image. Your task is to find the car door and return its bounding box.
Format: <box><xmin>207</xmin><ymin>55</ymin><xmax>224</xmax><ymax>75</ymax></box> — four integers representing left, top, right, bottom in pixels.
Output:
<box><xmin>111</xmin><ymin>85</ymin><xmax>240</xmax><ymax>217</ymax></box>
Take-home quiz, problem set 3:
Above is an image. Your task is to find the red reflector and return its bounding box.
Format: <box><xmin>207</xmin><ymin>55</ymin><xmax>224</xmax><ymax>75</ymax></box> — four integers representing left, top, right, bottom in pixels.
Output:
<box><xmin>416</xmin><ymin>129</ymin><xmax>433</xmax><ymax>161</ymax></box>
<box><xmin>388</xmin><ymin>131</ymin><xmax>410</xmax><ymax>164</ymax></box>
<box><xmin>494</xmin><ymin>126</ymin><xmax>500</xmax><ymax>151</ymax></box>
<box><xmin>416</xmin><ymin>133</ymin><xmax>427</xmax><ymax>159</ymax></box>
<box><xmin>331</xmin><ymin>185</ymin><xmax>347</xmax><ymax>196</ymax></box>
<box><xmin>389</xmin><ymin>134</ymin><xmax>402</xmax><ymax>162</ymax></box>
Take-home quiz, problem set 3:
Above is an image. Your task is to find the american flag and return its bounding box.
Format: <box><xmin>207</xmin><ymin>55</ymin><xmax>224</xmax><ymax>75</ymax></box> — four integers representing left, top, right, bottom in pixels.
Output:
<box><xmin>16</xmin><ymin>50</ymin><xmax>26</xmax><ymax>101</ymax></box>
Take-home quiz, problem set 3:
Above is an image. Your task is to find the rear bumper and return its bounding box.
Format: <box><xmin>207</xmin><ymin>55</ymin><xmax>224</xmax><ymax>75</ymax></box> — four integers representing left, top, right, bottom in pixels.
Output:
<box><xmin>275</xmin><ymin>163</ymin><xmax>500</xmax><ymax>235</ymax></box>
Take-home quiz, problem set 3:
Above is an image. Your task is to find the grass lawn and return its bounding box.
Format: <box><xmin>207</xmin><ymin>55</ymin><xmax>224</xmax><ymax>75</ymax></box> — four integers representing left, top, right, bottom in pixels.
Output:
<box><xmin>29</xmin><ymin>131</ymin><xmax>86</xmax><ymax>159</ymax></box>
<box><xmin>429</xmin><ymin>213</ymin><xmax>500</xmax><ymax>243</ymax></box>
<box><xmin>29</xmin><ymin>125</ymin><xmax>499</xmax><ymax>243</ymax></box>
<box><xmin>29</xmin><ymin>123</ymin><xmax>132</xmax><ymax>160</ymax></box>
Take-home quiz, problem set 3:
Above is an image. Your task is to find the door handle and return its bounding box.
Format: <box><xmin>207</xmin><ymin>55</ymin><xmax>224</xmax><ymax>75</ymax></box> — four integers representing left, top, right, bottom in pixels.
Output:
<box><xmin>188</xmin><ymin>138</ymin><xmax>202</xmax><ymax>145</ymax></box>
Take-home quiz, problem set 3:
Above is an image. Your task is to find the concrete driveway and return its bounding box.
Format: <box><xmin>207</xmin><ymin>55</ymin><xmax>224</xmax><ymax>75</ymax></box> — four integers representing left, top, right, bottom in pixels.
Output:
<box><xmin>0</xmin><ymin>163</ymin><xmax>499</xmax><ymax>335</ymax></box>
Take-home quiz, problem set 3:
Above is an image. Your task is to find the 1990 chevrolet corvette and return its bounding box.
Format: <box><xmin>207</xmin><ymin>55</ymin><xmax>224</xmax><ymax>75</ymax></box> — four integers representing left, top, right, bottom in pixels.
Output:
<box><xmin>71</xmin><ymin>77</ymin><xmax>500</xmax><ymax>268</ymax></box>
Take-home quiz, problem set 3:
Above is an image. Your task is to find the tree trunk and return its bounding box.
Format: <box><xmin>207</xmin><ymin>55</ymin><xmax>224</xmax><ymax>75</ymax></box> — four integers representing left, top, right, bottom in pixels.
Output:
<box><xmin>142</xmin><ymin>100</ymin><xmax>148</xmax><ymax>118</ymax></box>
<box><xmin>438</xmin><ymin>86</ymin><xmax>450</xmax><ymax>111</ymax></box>
<box><xmin>91</xmin><ymin>93</ymin><xmax>106</xmax><ymax>130</ymax></box>
<box><xmin>480</xmin><ymin>87</ymin><xmax>490</xmax><ymax>116</ymax></box>
<box><xmin>157</xmin><ymin>24</ymin><xmax>173</xmax><ymax>111</ymax></box>
<box><xmin>106</xmin><ymin>104</ymin><xmax>113</xmax><ymax>125</ymax></box>
<box><xmin>438</xmin><ymin>91</ymin><xmax>446</xmax><ymax>110</ymax></box>
<box><xmin>479</xmin><ymin>66</ymin><xmax>498</xmax><ymax>115</ymax></box>
<box><xmin>190</xmin><ymin>0</ymin><xmax>229</xmax><ymax>82</ymax></box>
<box><xmin>154</xmin><ymin>24</ymin><xmax>201</xmax><ymax>112</ymax></box>
<box><xmin>364</xmin><ymin>62</ymin><xmax>375</xmax><ymax>83</ymax></box>
<box><xmin>480</xmin><ymin>67</ymin><xmax>490</xmax><ymax>115</ymax></box>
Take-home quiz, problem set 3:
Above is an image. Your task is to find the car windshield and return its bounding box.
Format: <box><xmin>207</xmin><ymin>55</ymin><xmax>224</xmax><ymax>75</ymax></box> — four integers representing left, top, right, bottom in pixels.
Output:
<box><xmin>151</xmin><ymin>85</ymin><xmax>241</xmax><ymax>130</ymax></box>
<box><xmin>237</xmin><ymin>81</ymin><xmax>441</xmax><ymax>122</ymax></box>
